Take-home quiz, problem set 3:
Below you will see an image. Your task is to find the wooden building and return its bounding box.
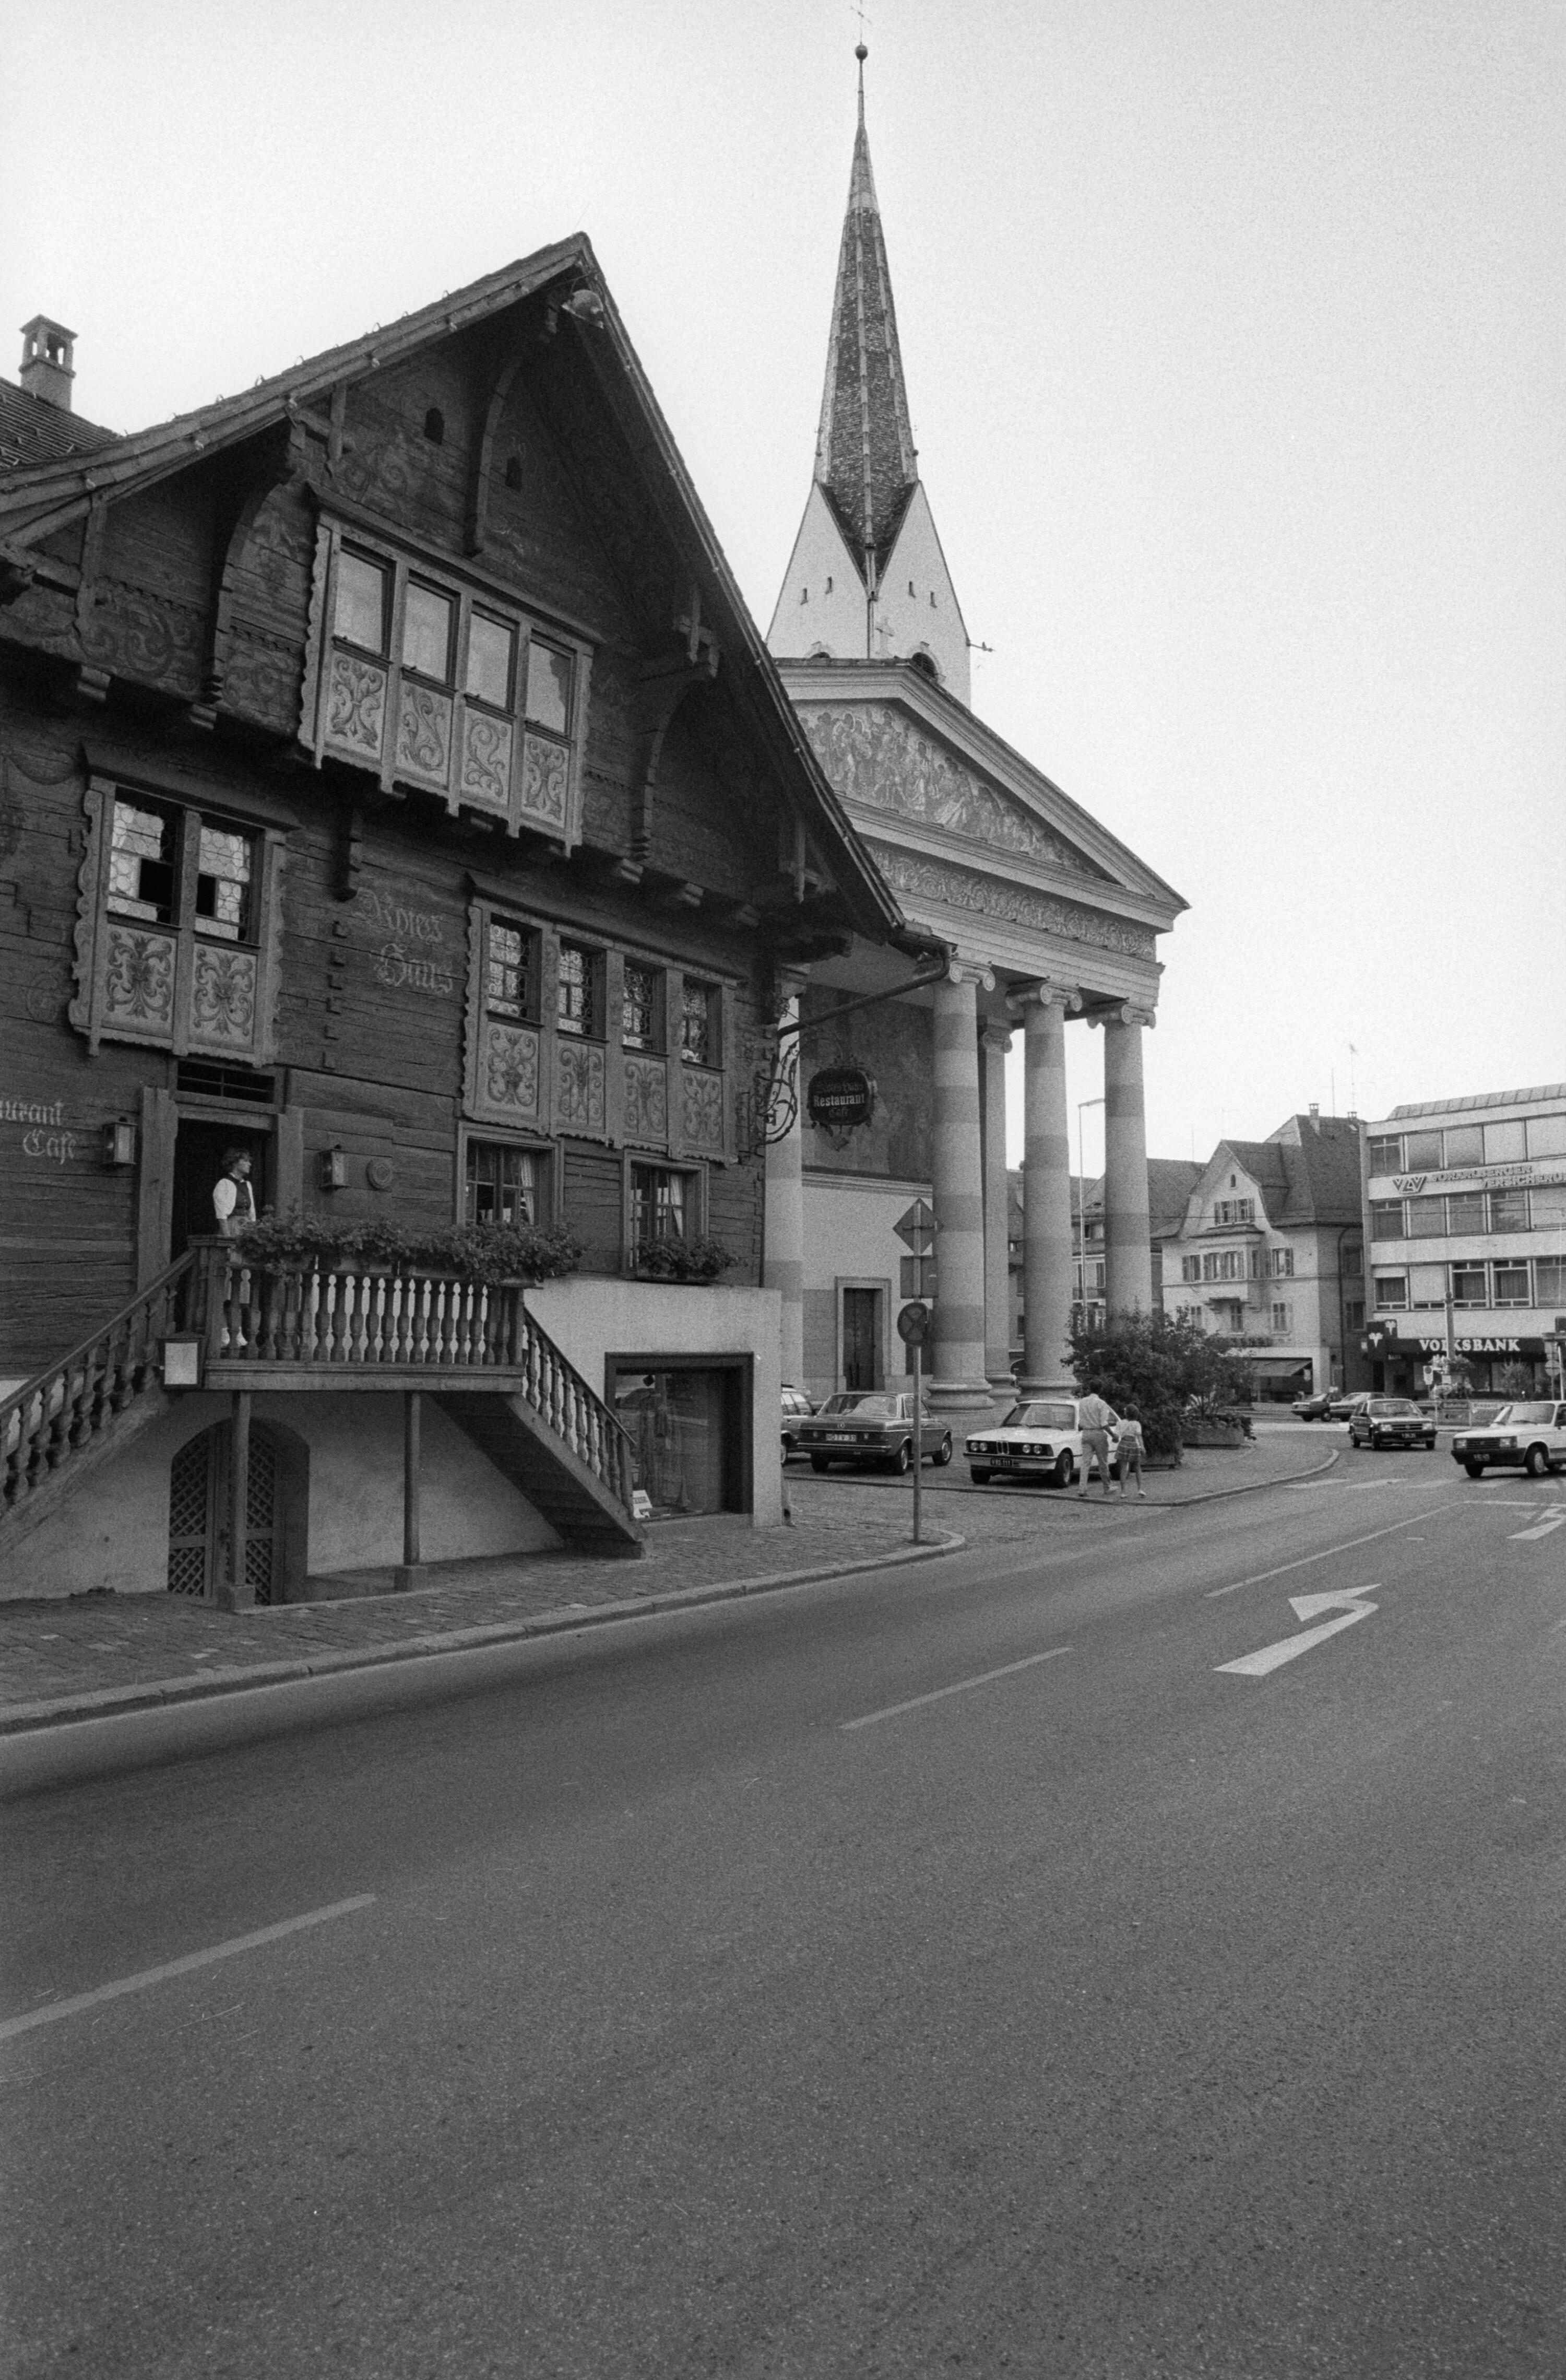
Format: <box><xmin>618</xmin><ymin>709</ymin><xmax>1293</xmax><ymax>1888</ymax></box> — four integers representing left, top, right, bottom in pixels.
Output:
<box><xmin>0</xmin><ymin>248</ymin><xmax>923</xmax><ymax>1601</ymax></box>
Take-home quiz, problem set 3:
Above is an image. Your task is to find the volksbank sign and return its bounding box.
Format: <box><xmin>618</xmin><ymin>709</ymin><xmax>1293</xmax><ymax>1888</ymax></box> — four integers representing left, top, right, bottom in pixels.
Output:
<box><xmin>1371</xmin><ymin>1159</ymin><xmax>1566</xmax><ymax>1197</ymax></box>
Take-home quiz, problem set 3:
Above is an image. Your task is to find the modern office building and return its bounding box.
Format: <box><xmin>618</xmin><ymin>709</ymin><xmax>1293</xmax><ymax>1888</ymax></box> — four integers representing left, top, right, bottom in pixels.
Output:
<box><xmin>1364</xmin><ymin>1085</ymin><xmax>1566</xmax><ymax>1396</ymax></box>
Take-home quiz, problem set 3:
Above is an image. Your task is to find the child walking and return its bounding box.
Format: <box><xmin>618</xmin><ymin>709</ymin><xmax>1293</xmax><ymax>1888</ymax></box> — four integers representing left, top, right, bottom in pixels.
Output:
<box><xmin>1116</xmin><ymin>1406</ymin><xmax>1147</xmax><ymax>1497</ymax></box>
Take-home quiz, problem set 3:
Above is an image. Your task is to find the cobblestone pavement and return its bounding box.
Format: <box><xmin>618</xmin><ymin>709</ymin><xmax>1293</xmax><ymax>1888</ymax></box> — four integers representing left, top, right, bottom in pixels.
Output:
<box><xmin>0</xmin><ymin>1432</ymin><xmax>1337</xmax><ymax>1724</ymax></box>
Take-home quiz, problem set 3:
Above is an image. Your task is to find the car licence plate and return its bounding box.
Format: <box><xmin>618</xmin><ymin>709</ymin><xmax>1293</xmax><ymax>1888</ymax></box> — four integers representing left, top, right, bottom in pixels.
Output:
<box><xmin>826</xmin><ymin>1432</ymin><xmax>856</xmax><ymax>1443</ymax></box>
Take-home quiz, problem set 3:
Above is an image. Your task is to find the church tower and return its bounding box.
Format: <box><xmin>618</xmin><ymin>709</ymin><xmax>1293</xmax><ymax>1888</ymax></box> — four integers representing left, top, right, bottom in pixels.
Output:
<box><xmin>767</xmin><ymin>49</ymin><xmax>971</xmax><ymax>703</ymax></box>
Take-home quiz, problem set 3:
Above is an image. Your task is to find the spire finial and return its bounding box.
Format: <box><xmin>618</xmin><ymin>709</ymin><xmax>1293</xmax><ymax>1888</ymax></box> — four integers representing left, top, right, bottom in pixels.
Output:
<box><xmin>856</xmin><ymin>39</ymin><xmax>867</xmax><ymax>119</ymax></box>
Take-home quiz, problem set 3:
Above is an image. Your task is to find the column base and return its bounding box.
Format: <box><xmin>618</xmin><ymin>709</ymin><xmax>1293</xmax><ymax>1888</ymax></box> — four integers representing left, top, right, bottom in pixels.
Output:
<box><xmin>924</xmin><ymin>1376</ymin><xmax>998</xmax><ymax>1420</ymax></box>
<box><xmin>393</xmin><ymin>1563</ymin><xmax>429</xmax><ymax>1594</ymax></box>
<box><xmin>1017</xmin><ymin>1373</ymin><xmax>1077</xmax><ymax>1397</ymax></box>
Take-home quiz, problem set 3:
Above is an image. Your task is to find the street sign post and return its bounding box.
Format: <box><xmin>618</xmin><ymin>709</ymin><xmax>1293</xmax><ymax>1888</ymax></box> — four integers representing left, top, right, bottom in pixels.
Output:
<box><xmin>897</xmin><ymin>1299</ymin><xmax>931</xmax><ymax>1544</ymax></box>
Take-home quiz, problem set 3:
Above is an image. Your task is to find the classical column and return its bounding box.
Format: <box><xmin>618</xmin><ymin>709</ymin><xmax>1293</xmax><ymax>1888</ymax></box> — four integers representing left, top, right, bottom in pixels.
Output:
<box><xmin>763</xmin><ymin>969</ymin><xmax>808</xmax><ymax>1390</ymax></box>
<box><xmin>927</xmin><ymin>961</ymin><xmax>995</xmax><ymax>1418</ymax></box>
<box><xmin>1101</xmin><ymin>1004</ymin><xmax>1155</xmax><ymax>1316</ymax></box>
<box><xmin>980</xmin><ymin>1019</ymin><xmax>1014</xmax><ymax>1391</ymax></box>
<box><xmin>1015</xmin><ymin>982</ymin><xmax>1081</xmax><ymax>1389</ymax></box>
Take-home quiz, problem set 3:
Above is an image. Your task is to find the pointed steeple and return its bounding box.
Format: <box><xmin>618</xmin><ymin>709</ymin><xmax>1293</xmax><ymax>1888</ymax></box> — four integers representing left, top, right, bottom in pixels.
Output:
<box><xmin>814</xmin><ymin>50</ymin><xmax>918</xmax><ymax>582</ymax></box>
<box><xmin>768</xmin><ymin>49</ymin><xmax>971</xmax><ymax>704</ymax></box>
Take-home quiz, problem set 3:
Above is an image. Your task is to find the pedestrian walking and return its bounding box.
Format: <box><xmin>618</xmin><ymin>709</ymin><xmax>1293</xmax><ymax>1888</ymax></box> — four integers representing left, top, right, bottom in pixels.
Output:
<box><xmin>1115</xmin><ymin>1406</ymin><xmax>1147</xmax><ymax>1497</ymax></box>
<box><xmin>1076</xmin><ymin>1389</ymin><xmax>1121</xmax><ymax>1499</ymax></box>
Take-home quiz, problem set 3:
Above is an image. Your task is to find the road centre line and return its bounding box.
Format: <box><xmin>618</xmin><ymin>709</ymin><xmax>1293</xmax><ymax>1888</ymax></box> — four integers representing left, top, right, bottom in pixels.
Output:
<box><xmin>1205</xmin><ymin>1503</ymin><xmax>1470</xmax><ymax>1598</ymax></box>
<box><xmin>0</xmin><ymin>1895</ymin><xmax>376</xmax><ymax>2042</ymax></box>
<box><xmin>842</xmin><ymin>1646</ymin><xmax>1072</xmax><ymax>1730</ymax></box>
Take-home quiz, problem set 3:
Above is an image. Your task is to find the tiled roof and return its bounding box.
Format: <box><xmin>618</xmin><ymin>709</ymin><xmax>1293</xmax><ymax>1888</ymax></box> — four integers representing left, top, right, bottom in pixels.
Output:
<box><xmin>0</xmin><ymin>379</ymin><xmax>117</xmax><ymax>476</ymax></box>
<box><xmin>813</xmin><ymin>81</ymin><xmax>918</xmax><ymax>583</ymax></box>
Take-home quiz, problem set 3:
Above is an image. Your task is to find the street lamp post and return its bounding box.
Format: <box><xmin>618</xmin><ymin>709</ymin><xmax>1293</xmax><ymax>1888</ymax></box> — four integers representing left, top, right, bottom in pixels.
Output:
<box><xmin>1076</xmin><ymin>1097</ymin><xmax>1105</xmax><ymax>1329</ymax></box>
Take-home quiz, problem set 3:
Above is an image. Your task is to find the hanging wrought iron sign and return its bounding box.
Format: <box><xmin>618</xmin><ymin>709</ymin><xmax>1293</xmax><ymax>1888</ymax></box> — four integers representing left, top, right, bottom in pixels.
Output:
<box><xmin>806</xmin><ymin>1066</ymin><xmax>877</xmax><ymax>1135</ymax></box>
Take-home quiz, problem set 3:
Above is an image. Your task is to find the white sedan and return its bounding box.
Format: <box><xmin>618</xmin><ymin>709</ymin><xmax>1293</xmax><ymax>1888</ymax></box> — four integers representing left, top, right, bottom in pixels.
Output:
<box><xmin>964</xmin><ymin>1397</ymin><xmax>1118</xmax><ymax>1490</ymax></box>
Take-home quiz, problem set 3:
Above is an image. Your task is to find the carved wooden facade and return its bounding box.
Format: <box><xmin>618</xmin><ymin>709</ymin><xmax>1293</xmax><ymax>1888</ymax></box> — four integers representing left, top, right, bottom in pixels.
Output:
<box><xmin>0</xmin><ymin>243</ymin><xmax>917</xmax><ymax>1375</ymax></box>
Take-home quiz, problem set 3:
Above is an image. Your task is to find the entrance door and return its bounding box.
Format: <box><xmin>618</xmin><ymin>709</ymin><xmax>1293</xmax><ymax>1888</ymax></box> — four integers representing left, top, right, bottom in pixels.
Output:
<box><xmin>166</xmin><ymin>1420</ymin><xmax>296</xmax><ymax>1601</ymax></box>
<box><xmin>842</xmin><ymin>1288</ymin><xmax>881</xmax><ymax>1392</ymax></box>
<box><xmin>171</xmin><ymin>1120</ymin><xmax>269</xmax><ymax>1257</ymax></box>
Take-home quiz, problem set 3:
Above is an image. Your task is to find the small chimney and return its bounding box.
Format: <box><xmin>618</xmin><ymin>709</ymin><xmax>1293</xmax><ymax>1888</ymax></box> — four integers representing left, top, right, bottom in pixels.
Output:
<box><xmin>1308</xmin><ymin>1102</ymin><xmax>1321</xmax><ymax>1133</ymax></box>
<box><xmin>19</xmin><ymin>316</ymin><xmax>76</xmax><ymax>410</ymax></box>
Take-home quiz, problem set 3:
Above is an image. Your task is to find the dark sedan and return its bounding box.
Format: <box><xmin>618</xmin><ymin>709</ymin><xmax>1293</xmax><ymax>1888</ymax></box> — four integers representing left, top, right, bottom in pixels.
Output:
<box><xmin>1348</xmin><ymin>1396</ymin><xmax>1436</xmax><ymax>1451</ymax></box>
<box><xmin>1291</xmin><ymin>1387</ymin><xmax>1338</xmax><ymax>1421</ymax></box>
<box><xmin>796</xmin><ymin>1392</ymin><xmax>952</xmax><ymax>1475</ymax></box>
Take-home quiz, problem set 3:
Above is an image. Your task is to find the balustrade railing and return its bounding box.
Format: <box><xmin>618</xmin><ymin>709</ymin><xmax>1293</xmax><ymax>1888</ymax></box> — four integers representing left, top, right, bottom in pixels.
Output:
<box><xmin>197</xmin><ymin>1247</ymin><xmax>636</xmax><ymax>1514</ymax></box>
<box><xmin>1</xmin><ymin>1254</ymin><xmax>196</xmax><ymax>1523</ymax></box>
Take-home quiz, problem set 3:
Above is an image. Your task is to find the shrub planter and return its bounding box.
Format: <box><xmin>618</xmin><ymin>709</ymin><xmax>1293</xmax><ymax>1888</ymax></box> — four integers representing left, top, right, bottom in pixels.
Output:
<box><xmin>1181</xmin><ymin>1419</ymin><xmax>1252</xmax><ymax>1450</ymax></box>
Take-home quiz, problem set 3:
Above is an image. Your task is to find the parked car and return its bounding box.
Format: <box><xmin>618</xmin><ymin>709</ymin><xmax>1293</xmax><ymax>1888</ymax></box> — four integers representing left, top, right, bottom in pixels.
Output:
<box><xmin>963</xmin><ymin>1396</ymin><xmax>1118</xmax><ymax>1490</ymax></box>
<box><xmin>1348</xmin><ymin>1396</ymin><xmax>1437</xmax><ymax>1452</ymax></box>
<box><xmin>781</xmin><ymin>1384</ymin><xmax>816</xmax><ymax>1456</ymax></box>
<box><xmin>1451</xmin><ymin>1401</ymin><xmax>1566</xmax><ymax>1479</ymax></box>
<box><xmin>1325</xmin><ymin>1390</ymin><xmax>1370</xmax><ymax>1423</ymax></box>
<box><xmin>796</xmin><ymin>1392</ymin><xmax>952</xmax><ymax>1474</ymax></box>
<box><xmin>1291</xmin><ymin>1387</ymin><xmax>1338</xmax><ymax>1421</ymax></box>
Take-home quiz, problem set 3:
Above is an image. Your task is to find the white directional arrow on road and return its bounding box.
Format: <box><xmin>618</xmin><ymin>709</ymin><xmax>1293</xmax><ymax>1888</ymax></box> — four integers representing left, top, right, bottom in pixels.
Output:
<box><xmin>1216</xmin><ymin>1589</ymin><xmax>1379</xmax><ymax>1679</ymax></box>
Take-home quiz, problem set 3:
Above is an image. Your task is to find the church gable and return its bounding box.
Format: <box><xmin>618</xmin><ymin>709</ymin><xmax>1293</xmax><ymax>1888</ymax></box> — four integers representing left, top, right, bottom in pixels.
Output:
<box><xmin>799</xmin><ymin>702</ymin><xmax>1113</xmax><ymax>882</ymax></box>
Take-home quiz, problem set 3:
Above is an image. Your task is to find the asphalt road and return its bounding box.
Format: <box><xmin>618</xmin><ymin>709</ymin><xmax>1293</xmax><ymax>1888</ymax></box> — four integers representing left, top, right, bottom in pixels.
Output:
<box><xmin>5</xmin><ymin>1454</ymin><xmax>1565</xmax><ymax>2377</ymax></box>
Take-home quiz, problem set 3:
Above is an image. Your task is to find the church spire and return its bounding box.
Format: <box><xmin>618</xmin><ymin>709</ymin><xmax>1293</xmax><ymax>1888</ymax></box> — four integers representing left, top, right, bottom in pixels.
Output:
<box><xmin>767</xmin><ymin>48</ymin><xmax>971</xmax><ymax>703</ymax></box>
<box><xmin>813</xmin><ymin>44</ymin><xmax>918</xmax><ymax>587</ymax></box>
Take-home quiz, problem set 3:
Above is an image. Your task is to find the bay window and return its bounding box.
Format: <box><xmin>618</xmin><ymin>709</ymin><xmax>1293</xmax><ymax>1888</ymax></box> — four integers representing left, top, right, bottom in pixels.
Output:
<box><xmin>305</xmin><ymin>520</ymin><xmax>589</xmax><ymax>847</ymax></box>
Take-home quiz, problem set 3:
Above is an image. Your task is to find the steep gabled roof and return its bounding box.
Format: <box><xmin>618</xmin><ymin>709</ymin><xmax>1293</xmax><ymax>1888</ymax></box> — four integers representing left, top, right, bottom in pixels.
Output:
<box><xmin>1198</xmin><ymin>1117</ymin><xmax>1362</xmax><ymax>1229</ymax></box>
<box><xmin>0</xmin><ymin>239</ymin><xmax>926</xmax><ymax>958</ymax></box>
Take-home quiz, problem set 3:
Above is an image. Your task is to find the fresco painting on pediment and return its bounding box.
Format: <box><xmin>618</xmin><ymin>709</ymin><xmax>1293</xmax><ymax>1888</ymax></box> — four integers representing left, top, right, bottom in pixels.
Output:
<box><xmin>802</xmin><ymin>705</ymin><xmax>1108</xmax><ymax>881</ymax></box>
<box><xmin>800</xmin><ymin>988</ymin><xmax>932</xmax><ymax>1181</ymax></box>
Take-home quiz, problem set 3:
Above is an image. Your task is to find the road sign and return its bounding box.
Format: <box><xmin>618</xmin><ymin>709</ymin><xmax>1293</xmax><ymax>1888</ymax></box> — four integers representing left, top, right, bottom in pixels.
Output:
<box><xmin>896</xmin><ymin>1300</ymin><xmax>932</xmax><ymax>1347</ymax></box>
<box><xmin>894</xmin><ymin>1197</ymin><xmax>938</xmax><ymax>1256</ymax></box>
<box><xmin>1216</xmin><ymin>1589</ymin><xmax>1378</xmax><ymax>1679</ymax></box>
<box><xmin>899</xmin><ymin>1255</ymin><xmax>938</xmax><ymax>1299</ymax></box>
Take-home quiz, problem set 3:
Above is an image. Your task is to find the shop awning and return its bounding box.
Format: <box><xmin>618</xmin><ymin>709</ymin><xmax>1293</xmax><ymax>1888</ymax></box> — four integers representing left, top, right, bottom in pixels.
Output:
<box><xmin>1246</xmin><ymin>1356</ymin><xmax>1312</xmax><ymax>1378</ymax></box>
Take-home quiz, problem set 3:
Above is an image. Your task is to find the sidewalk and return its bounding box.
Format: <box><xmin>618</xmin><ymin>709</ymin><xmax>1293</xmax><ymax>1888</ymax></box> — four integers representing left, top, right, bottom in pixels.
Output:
<box><xmin>0</xmin><ymin>1505</ymin><xmax>963</xmax><ymax>1738</ymax></box>
<box><xmin>0</xmin><ymin>1430</ymin><xmax>1339</xmax><ymax>1791</ymax></box>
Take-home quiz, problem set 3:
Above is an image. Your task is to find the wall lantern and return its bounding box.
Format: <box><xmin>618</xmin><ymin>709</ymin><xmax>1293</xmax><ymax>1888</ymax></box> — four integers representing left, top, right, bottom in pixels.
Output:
<box><xmin>160</xmin><ymin>1335</ymin><xmax>203</xmax><ymax>1389</ymax></box>
<box><xmin>102</xmin><ymin>1116</ymin><xmax>136</xmax><ymax>1168</ymax></box>
<box><xmin>319</xmin><ymin>1145</ymin><xmax>347</xmax><ymax>1192</ymax></box>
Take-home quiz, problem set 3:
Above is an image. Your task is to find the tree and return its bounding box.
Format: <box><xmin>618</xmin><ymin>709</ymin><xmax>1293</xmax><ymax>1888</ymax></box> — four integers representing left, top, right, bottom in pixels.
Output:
<box><xmin>1066</xmin><ymin>1311</ymin><xmax>1256</xmax><ymax>1462</ymax></box>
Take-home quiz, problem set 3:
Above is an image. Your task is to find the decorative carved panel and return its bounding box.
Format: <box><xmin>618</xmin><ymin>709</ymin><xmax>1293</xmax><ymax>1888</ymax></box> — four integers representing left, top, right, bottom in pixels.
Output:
<box><xmin>460</xmin><ymin>713</ymin><xmax>514</xmax><ymax>814</ymax></box>
<box><xmin>189</xmin><ymin>946</ymin><xmax>259</xmax><ymax>1046</ymax></box>
<box><xmin>555</xmin><ymin>1038</ymin><xmax>606</xmax><ymax>1134</ymax></box>
<box><xmin>682</xmin><ymin>1064</ymin><xmax>725</xmax><ymax>1153</ymax></box>
<box><xmin>802</xmin><ymin>704</ymin><xmax>1110</xmax><ymax>880</ymax></box>
<box><xmin>103</xmin><ymin>926</ymin><xmax>176</xmax><ymax>1033</ymax></box>
<box><xmin>482</xmin><ymin>1021</ymin><xmax>540</xmax><ymax>1120</ymax></box>
<box><xmin>519</xmin><ymin>732</ymin><xmax>569</xmax><ymax>829</ymax></box>
<box><xmin>624</xmin><ymin>1055</ymin><xmax>669</xmax><ymax>1145</ymax></box>
<box><xmin>325</xmin><ymin>651</ymin><xmax>388</xmax><ymax>762</ymax></box>
<box><xmin>396</xmin><ymin>683</ymin><xmax>453</xmax><ymax>783</ymax></box>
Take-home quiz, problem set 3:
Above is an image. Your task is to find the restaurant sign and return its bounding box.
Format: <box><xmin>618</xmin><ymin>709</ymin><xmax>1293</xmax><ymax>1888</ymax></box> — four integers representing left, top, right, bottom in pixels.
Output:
<box><xmin>806</xmin><ymin>1066</ymin><xmax>877</xmax><ymax>1133</ymax></box>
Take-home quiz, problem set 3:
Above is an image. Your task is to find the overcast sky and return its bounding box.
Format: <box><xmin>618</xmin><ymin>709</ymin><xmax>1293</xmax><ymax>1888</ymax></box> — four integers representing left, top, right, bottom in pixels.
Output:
<box><xmin>8</xmin><ymin>0</ymin><xmax>1562</xmax><ymax>1177</ymax></box>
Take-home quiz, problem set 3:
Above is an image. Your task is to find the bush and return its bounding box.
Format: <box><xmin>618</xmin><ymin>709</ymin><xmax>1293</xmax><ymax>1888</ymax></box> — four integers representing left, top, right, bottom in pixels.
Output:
<box><xmin>1066</xmin><ymin>1311</ymin><xmax>1260</xmax><ymax>1462</ymax></box>
<box><xmin>629</xmin><ymin>1234</ymin><xmax>737</xmax><ymax>1283</ymax></box>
